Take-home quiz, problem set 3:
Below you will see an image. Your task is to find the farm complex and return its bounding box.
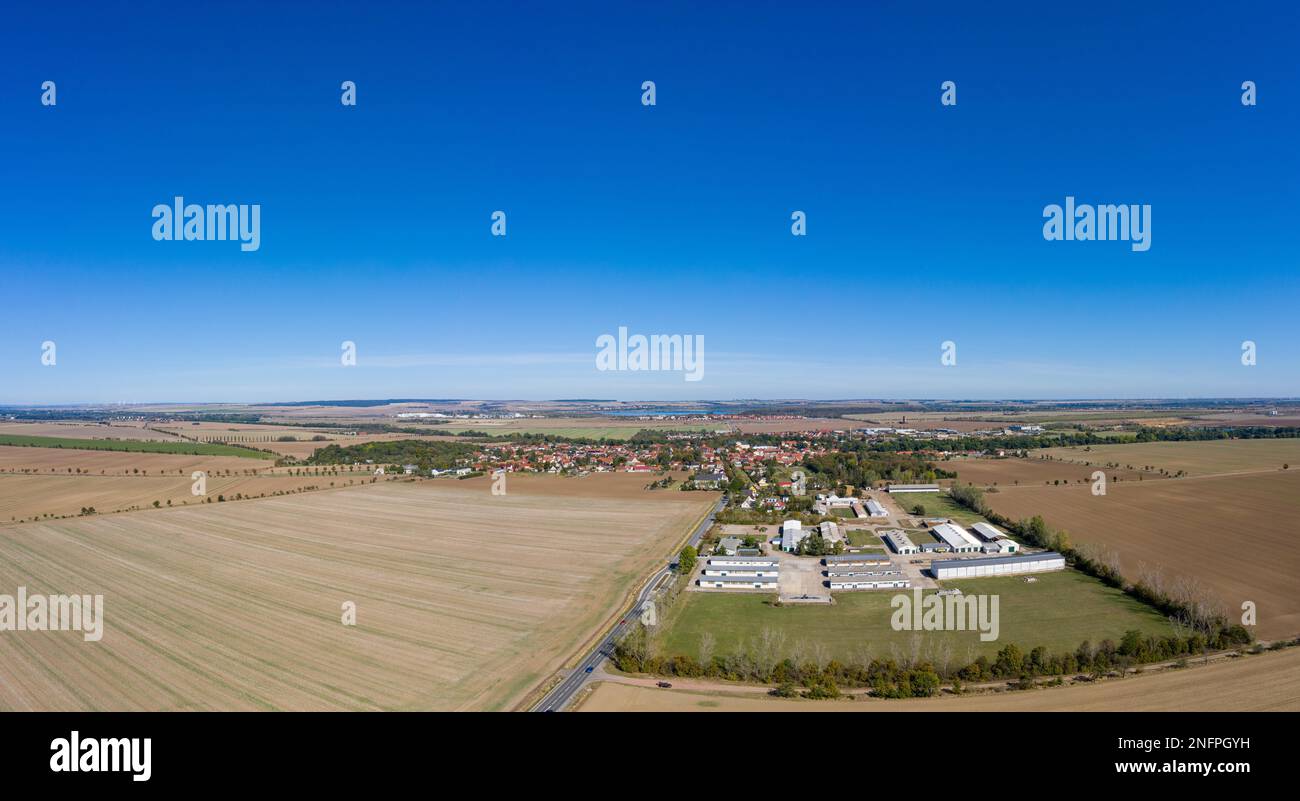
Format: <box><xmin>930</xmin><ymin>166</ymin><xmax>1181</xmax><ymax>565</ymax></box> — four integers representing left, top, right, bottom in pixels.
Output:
<box><xmin>0</xmin><ymin>400</ymin><xmax>1295</xmax><ymax>712</ymax></box>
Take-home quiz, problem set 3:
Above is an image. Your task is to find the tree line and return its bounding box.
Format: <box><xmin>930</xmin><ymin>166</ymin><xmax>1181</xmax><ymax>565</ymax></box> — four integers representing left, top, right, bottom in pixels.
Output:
<box><xmin>612</xmin><ymin>622</ymin><xmax>1253</xmax><ymax>700</ymax></box>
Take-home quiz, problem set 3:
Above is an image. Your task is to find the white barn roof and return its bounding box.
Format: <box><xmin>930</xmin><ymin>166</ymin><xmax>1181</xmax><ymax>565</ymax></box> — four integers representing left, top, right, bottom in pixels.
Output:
<box><xmin>932</xmin><ymin>523</ymin><xmax>982</xmax><ymax>550</ymax></box>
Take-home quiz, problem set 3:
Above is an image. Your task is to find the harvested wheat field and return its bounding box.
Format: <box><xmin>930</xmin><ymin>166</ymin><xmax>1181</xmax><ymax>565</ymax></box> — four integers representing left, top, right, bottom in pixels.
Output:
<box><xmin>463</xmin><ymin>471</ymin><xmax>691</xmax><ymax>499</ymax></box>
<box><xmin>0</xmin><ymin>477</ymin><xmax>716</xmax><ymax>711</ymax></box>
<box><xmin>0</xmin><ymin>471</ymin><xmax>381</xmax><ymax>522</ymax></box>
<box><xmin>1039</xmin><ymin>439</ymin><xmax>1300</xmax><ymax>477</ymax></box>
<box><xmin>0</xmin><ymin>445</ymin><xmax>266</xmax><ymax>476</ymax></box>
<box><xmin>946</xmin><ymin>457</ymin><xmax>1159</xmax><ymax>487</ymax></box>
<box><xmin>984</xmin><ymin>470</ymin><xmax>1300</xmax><ymax>639</ymax></box>
<box><xmin>252</xmin><ymin>433</ymin><xmax>428</xmax><ymax>459</ymax></box>
<box><xmin>0</xmin><ymin>422</ymin><xmax>182</xmax><ymax>441</ymax></box>
<box><xmin>151</xmin><ymin>421</ymin><xmax>331</xmax><ymax>438</ymax></box>
<box><xmin>149</xmin><ymin>422</ymin><xmax>390</xmax><ymax>458</ymax></box>
<box><xmin>578</xmin><ymin>647</ymin><xmax>1300</xmax><ymax>711</ymax></box>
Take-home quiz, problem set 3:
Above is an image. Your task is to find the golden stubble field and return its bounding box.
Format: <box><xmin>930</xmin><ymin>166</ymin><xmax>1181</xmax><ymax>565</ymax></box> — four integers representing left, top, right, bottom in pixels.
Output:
<box><xmin>578</xmin><ymin>647</ymin><xmax>1300</xmax><ymax>711</ymax></box>
<box><xmin>0</xmin><ymin>475</ymin><xmax>716</xmax><ymax>711</ymax></box>
<box><xmin>149</xmin><ymin>423</ymin><xmax>415</xmax><ymax>458</ymax></box>
<box><xmin>0</xmin><ymin>472</ymin><xmax>378</xmax><ymax>522</ymax></box>
<box><xmin>0</xmin><ymin>422</ymin><xmax>182</xmax><ymax>441</ymax></box>
<box><xmin>1040</xmin><ymin>439</ymin><xmax>1300</xmax><ymax>476</ymax></box>
<box><xmin>0</xmin><ymin>446</ymin><xmax>265</xmax><ymax>476</ymax></box>
<box><xmin>984</xmin><ymin>470</ymin><xmax>1300</xmax><ymax>640</ymax></box>
<box><xmin>946</xmin><ymin>457</ymin><xmax>1159</xmax><ymax>487</ymax></box>
<box><xmin>0</xmin><ymin>445</ymin><xmax>382</xmax><ymax>522</ymax></box>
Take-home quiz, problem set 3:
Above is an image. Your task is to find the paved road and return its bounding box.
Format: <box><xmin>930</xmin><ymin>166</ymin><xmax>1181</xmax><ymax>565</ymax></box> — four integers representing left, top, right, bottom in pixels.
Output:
<box><xmin>531</xmin><ymin>496</ymin><xmax>725</xmax><ymax>712</ymax></box>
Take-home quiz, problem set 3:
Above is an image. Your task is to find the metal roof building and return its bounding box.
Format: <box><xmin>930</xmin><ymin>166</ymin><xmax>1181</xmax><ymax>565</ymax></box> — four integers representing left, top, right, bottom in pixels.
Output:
<box><xmin>883</xmin><ymin>530</ymin><xmax>919</xmax><ymax>554</ymax></box>
<box><xmin>697</xmin><ymin>574</ymin><xmax>779</xmax><ymax>589</ymax></box>
<box><xmin>886</xmin><ymin>484</ymin><xmax>941</xmax><ymax>493</ymax></box>
<box><xmin>931</xmin><ymin>552</ymin><xmax>1065</xmax><ymax>579</ymax></box>
<box><xmin>824</xmin><ymin>553</ymin><xmax>891</xmax><ymax>566</ymax></box>
<box><xmin>780</xmin><ymin>520</ymin><xmax>807</xmax><ymax>553</ymax></box>
<box><xmin>707</xmin><ymin>556</ymin><xmax>779</xmax><ymax>568</ymax></box>
<box><xmin>931</xmin><ymin>523</ymin><xmax>983</xmax><ymax>553</ymax></box>
<box><xmin>829</xmin><ymin>577</ymin><xmax>911</xmax><ymax>590</ymax></box>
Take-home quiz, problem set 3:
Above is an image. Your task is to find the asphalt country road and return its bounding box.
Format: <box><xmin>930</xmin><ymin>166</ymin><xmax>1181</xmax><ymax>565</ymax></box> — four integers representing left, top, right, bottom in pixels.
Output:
<box><xmin>531</xmin><ymin>496</ymin><xmax>725</xmax><ymax>712</ymax></box>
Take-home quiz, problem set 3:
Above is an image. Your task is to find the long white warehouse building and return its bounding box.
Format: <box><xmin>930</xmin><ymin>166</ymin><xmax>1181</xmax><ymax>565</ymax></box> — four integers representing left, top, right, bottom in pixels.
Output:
<box><xmin>930</xmin><ymin>552</ymin><xmax>1065</xmax><ymax>579</ymax></box>
<box><xmin>702</xmin><ymin>557</ymin><xmax>779</xmax><ymax>578</ymax></box>
<box><xmin>824</xmin><ymin>553</ymin><xmax>892</xmax><ymax>567</ymax></box>
<box><xmin>707</xmin><ymin>556</ymin><xmax>779</xmax><ymax>569</ymax></box>
<box><xmin>829</xmin><ymin>577</ymin><xmax>911</xmax><ymax>590</ymax></box>
<box><xmin>698</xmin><ymin>574</ymin><xmax>780</xmax><ymax>589</ymax></box>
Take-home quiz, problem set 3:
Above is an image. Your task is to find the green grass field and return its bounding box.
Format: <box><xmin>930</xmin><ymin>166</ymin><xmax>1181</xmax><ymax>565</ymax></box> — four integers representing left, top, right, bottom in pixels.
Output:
<box><xmin>845</xmin><ymin>528</ymin><xmax>887</xmax><ymax>547</ymax></box>
<box><xmin>0</xmin><ymin>434</ymin><xmax>276</xmax><ymax>459</ymax></box>
<box><xmin>901</xmin><ymin>492</ymin><xmax>987</xmax><ymax>525</ymax></box>
<box><xmin>660</xmin><ymin>570</ymin><xmax>1173</xmax><ymax>664</ymax></box>
<box><xmin>907</xmin><ymin>528</ymin><xmax>941</xmax><ymax>545</ymax></box>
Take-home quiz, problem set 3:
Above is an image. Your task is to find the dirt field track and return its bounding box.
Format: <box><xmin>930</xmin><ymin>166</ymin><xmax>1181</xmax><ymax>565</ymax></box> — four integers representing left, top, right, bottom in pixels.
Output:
<box><xmin>985</xmin><ymin>470</ymin><xmax>1300</xmax><ymax>639</ymax></box>
<box><xmin>0</xmin><ymin>476</ymin><xmax>715</xmax><ymax>711</ymax></box>
<box><xmin>578</xmin><ymin>647</ymin><xmax>1300</xmax><ymax>711</ymax></box>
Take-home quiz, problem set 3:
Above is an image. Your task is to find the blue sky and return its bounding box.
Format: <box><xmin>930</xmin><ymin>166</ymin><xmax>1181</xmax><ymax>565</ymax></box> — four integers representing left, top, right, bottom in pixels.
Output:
<box><xmin>1</xmin><ymin>1</ymin><xmax>1296</xmax><ymax>403</ymax></box>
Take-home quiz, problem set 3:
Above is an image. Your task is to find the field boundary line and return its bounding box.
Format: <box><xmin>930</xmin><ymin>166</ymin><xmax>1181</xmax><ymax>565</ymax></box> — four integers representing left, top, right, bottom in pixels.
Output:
<box><xmin>513</xmin><ymin>493</ymin><xmax>719</xmax><ymax>711</ymax></box>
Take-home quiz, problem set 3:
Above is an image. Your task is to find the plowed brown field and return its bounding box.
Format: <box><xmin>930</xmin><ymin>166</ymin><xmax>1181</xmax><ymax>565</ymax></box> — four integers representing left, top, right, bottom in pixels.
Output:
<box><xmin>984</xmin><ymin>470</ymin><xmax>1300</xmax><ymax>639</ymax></box>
